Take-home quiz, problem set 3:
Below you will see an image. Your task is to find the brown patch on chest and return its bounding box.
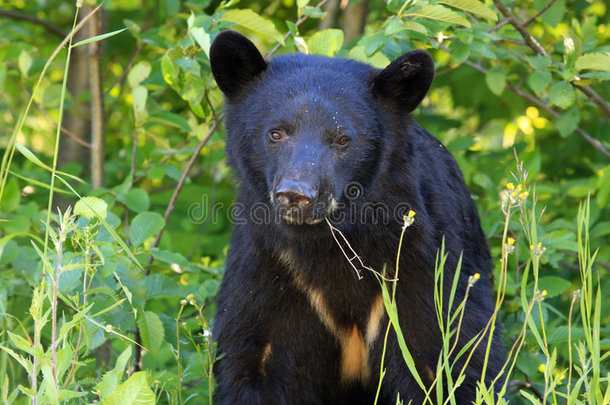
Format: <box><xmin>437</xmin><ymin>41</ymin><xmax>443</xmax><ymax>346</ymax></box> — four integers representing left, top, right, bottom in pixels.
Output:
<box><xmin>279</xmin><ymin>251</ymin><xmax>386</xmax><ymax>384</ymax></box>
<box><xmin>340</xmin><ymin>325</ymin><xmax>370</xmax><ymax>382</ymax></box>
<box><xmin>365</xmin><ymin>294</ymin><xmax>385</xmax><ymax>347</ymax></box>
<box><xmin>260</xmin><ymin>342</ymin><xmax>272</xmax><ymax>376</ymax></box>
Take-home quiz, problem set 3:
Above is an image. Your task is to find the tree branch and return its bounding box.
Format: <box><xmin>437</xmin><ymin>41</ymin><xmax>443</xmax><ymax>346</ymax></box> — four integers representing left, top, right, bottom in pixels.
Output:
<box><xmin>88</xmin><ymin>6</ymin><xmax>104</xmax><ymax>188</ymax></box>
<box><xmin>491</xmin><ymin>0</ymin><xmax>546</xmax><ymax>55</ymax></box>
<box><xmin>439</xmin><ymin>44</ymin><xmax>610</xmax><ymax>158</ymax></box>
<box><xmin>0</xmin><ymin>9</ymin><xmax>66</xmax><ymax>38</ymax></box>
<box><xmin>575</xmin><ymin>84</ymin><xmax>610</xmax><ymax>118</ymax></box>
<box><xmin>491</xmin><ymin>0</ymin><xmax>610</xmax><ymax>119</ymax></box>
<box><xmin>522</xmin><ymin>0</ymin><xmax>557</xmax><ymax>26</ymax></box>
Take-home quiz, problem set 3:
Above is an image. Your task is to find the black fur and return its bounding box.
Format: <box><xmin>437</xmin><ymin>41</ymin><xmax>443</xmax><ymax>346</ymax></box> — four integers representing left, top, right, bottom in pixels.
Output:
<box><xmin>210</xmin><ymin>30</ymin><xmax>505</xmax><ymax>405</ymax></box>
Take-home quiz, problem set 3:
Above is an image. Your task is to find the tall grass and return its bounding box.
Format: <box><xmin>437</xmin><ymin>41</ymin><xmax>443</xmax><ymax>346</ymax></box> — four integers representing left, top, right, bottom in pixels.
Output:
<box><xmin>376</xmin><ymin>162</ymin><xmax>608</xmax><ymax>404</ymax></box>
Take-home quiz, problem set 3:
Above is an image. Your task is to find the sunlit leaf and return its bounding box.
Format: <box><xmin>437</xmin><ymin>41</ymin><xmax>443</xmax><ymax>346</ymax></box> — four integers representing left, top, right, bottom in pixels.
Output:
<box><xmin>103</xmin><ymin>371</ymin><xmax>155</xmax><ymax>405</ymax></box>
<box><xmin>575</xmin><ymin>52</ymin><xmax>610</xmax><ymax>72</ymax></box>
<box><xmin>406</xmin><ymin>5</ymin><xmax>471</xmax><ymax>28</ymax></box>
<box><xmin>71</xmin><ymin>28</ymin><xmax>127</xmax><ymax>48</ymax></box>
<box><xmin>307</xmin><ymin>29</ymin><xmax>343</xmax><ymax>57</ymax></box>
<box><xmin>485</xmin><ymin>66</ymin><xmax>506</xmax><ymax>96</ymax></box>
<box><xmin>549</xmin><ymin>81</ymin><xmax>575</xmax><ymax>109</ymax></box>
<box><xmin>438</xmin><ymin>0</ymin><xmax>497</xmax><ymax>22</ymax></box>
<box><xmin>128</xmin><ymin>212</ymin><xmax>164</xmax><ymax>247</ymax></box>
<box><xmin>74</xmin><ymin>196</ymin><xmax>108</xmax><ymax>221</ymax></box>
<box><xmin>220</xmin><ymin>9</ymin><xmax>284</xmax><ymax>44</ymax></box>
<box><xmin>137</xmin><ymin>311</ymin><xmax>165</xmax><ymax>354</ymax></box>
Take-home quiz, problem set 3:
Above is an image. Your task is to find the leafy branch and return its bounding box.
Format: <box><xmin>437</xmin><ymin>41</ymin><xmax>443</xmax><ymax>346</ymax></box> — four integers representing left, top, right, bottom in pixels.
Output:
<box><xmin>492</xmin><ymin>0</ymin><xmax>610</xmax><ymax>120</ymax></box>
<box><xmin>440</xmin><ymin>43</ymin><xmax>610</xmax><ymax>158</ymax></box>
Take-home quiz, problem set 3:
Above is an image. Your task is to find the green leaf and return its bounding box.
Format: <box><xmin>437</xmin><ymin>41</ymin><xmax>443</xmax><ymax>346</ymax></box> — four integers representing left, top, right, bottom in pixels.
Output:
<box><xmin>128</xmin><ymin>212</ymin><xmax>164</xmax><ymax>247</ymax></box>
<box><xmin>307</xmin><ymin>29</ymin><xmax>344</xmax><ymax>56</ymax></box>
<box><xmin>191</xmin><ymin>27</ymin><xmax>211</xmax><ymax>57</ymax></box>
<box><xmin>14</xmin><ymin>143</ymin><xmax>85</xmax><ymax>184</ymax></box>
<box><xmin>0</xmin><ymin>177</ymin><xmax>20</xmax><ymax>212</ymax></box>
<box><xmin>95</xmin><ymin>346</ymin><xmax>132</xmax><ymax>400</ymax></box>
<box><xmin>148</xmin><ymin>111</ymin><xmax>192</xmax><ymax>132</ymax></box>
<box><xmin>406</xmin><ymin>5</ymin><xmax>471</xmax><ymax>28</ymax></box>
<box><xmin>527</xmin><ymin>70</ymin><xmax>551</xmax><ymax>97</ymax></box>
<box><xmin>220</xmin><ymin>9</ymin><xmax>284</xmax><ymax>45</ymax></box>
<box><xmin>181</xmin><ymin>71</ymin><xmax>205</xmax><ymax>105</ymax></box>
<box><xmin>384</xmin><ymin>16</ymin><xmax>404</xmax><ymax>35</ymax></box>
<box><xmin>132</xmin><ymin>86</ymin><xmax>148</xmax><ymax>121</ymax></box>
<box><xmin>71</xmin><ymin>28</ymin><xmax>128</xmax><ymax>47</ymax></box>
<box><xmin>535</xmin><ymin>0</ymin><xmax>565</xmax><ymax>27</ymax></box>
<box><xmin>145</xmin><ymin>273</ymin><xmax>184</xmax><ymax>298</ymax></box>
<box><xmin>118</xmin><ymin>188</ymin><xmax>150</xmax><ymax>213</ymax></box>
<box><xmin>537</xmin><ymin>276</ymin><xmax>571</xmax><ymax>298</ymax></box>
<box><xmin>448</xmin><ymin>39</ymin><xmax>470</xmax><ymax>63</ymax></box>
<box><xmin>301</xmin><ymin>6</ymin><xmax>326</xmax><ymax>18</ymax></box>
<box><xmin>556</xmin><ymin>106</ymin><xmax>580</xmax><ymax>138</ymax></box>
<box><xmin>575</xmin><ymin>52</ymin><xmax>610</xmax><ymax>72</ymax></box>
<box><xmin>348</xmin><ymin>46</ymin><xmax>391</xmax><ymax>69</ymax></box>
<box><xmin>438</xmin><ymin>0</ymin><xmax>497</xmax><ymax>22</ymax></box>
<box><xmin>404</xmin><ymin>20</ymin><xmax>429</xmax><ymax>35</ymax></box>
<box><xmin>137</xmin><ymin>311</ymin><xmax>165</xmax><ymax>354</ymax></box>
<box><xmin>297</xmin><ymin>0</ymin><xmax>310</xmax><ymax>10</ymax></box>
<box><xmin>18</xmin><ymin>50</ymin><xmax>32</xmax><ymax>77</ymax></box>
<box><xmin>597</xmin><ymin>166</ymin><xmax>610</xmax><ymax>208</ymax></box>
<box><xmin>485</xmin><ymin>67</ymin><xmax>506</xmax><ymax>96</ymax></box>
<box><xmin>74</xmin><ymin>196</ymin><xmax>108</xmax><ymax>221</ymax></box>
<box><xmin>0</xmin><ymin>63</ymin><xmax>6</xmax><ymax>93</ymax></box>
<box><xmin>102</xmin><ymin>371</ymin><xmax>155</xmax><ymax>405</ymax></box>
<box><xmin>525</xmin><ymin>55</ymin><xmax>552</xmax><ymax>70</ymax></box>
<box><xmin>40</xmin><ymin>359</ymin><xmax>59</xmax><ymax>405</ymax></box>
<box><xmin>549</xmin><ymin>81</ymin><xmax>575</xmax><ymax>109</ymax></box>
<box><xmin>161</xmin><ymin>54</ymin><xmax>178</xmax><ymax>87</ymax></box>
<box><xmin>127</xmin><ymin>62</ymin><xmax>151</xmax><ymax>88</ymax></box>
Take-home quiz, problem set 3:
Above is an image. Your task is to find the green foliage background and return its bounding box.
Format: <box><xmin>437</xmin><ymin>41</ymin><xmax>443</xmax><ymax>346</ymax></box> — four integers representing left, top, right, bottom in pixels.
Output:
<box><xmin>0</xmin><ymin>0</ymin><xmax>608</xmax><ymax>403</ymax></box>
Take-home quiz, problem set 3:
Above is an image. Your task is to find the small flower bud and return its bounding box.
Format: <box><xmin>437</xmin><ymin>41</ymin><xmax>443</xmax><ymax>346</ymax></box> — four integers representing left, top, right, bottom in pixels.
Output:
<box><xmin>402</xmin><ymin>211</ymin><xmax>416</xmax><ymax>229</ymax></box>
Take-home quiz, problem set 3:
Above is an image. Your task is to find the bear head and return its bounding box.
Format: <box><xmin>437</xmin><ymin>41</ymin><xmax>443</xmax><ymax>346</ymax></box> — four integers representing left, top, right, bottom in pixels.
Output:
<box><xmin>210</xmin><ymin>30</ymin><xmax>434</xmax><ymax>230</ymax></box>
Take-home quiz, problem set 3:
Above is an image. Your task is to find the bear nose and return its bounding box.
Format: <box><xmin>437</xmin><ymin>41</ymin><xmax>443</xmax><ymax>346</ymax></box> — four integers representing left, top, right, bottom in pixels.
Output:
<box><xmin>275</xmin><ymin>180</ymin><xmax>316</xmax><ymax>209</ymax></box>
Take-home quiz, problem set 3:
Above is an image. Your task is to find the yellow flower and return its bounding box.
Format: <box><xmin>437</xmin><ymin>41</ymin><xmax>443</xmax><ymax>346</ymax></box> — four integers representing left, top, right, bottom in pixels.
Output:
<box><xmin>473</xmin><ymin>273</ymin><xmax>480</xmax><ymax>280</ymax></box>
<box><xmin>507</xmin><ymin>237</ymin><xmax>515</xmax><ymax>245</ymax></box>
<box><xmin>539</xmin><ymin>364</ymin><xmax>546</xmax><ymax>373</ymax></box>
<box><xmin>506</xmin><ymin>182</ymin><xmax>515</xmax><ymax>190</ymax></box>
<box><xmin>402</xmin><ymin>210</ymin><xmax>416</xmax><ymax>229</ymax></box>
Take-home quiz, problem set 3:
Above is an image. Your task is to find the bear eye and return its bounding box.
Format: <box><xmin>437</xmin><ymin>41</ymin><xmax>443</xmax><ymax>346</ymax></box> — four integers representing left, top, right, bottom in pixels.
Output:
<box><xmin>268</xmin><ymin>129</ymin><xmax>285</xmax><ymax>142</ymax></box>
<box><xmin>336</xmin><ymin>135</ymin><xmax>350</xmax><ymax>146</ymax></box>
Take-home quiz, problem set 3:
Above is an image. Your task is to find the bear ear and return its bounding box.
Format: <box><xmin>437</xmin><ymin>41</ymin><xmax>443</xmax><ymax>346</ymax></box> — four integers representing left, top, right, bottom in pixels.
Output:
<box><xmin>210</xmin><ymin>30</ymin><xmax>267</xmax><ymax>99</ymax></box>
<box><xmin>369</xmin><ymin>49</ymin><xmax>434</xmax><ymax>113</ymax></box>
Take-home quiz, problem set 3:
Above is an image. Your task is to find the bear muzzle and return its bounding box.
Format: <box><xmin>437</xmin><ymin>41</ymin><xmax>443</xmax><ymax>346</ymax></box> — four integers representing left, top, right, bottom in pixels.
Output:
<box><xmin>274</xmin><ymin>179</ymin><xmax>324</xmax><ymax>225</ymax></box>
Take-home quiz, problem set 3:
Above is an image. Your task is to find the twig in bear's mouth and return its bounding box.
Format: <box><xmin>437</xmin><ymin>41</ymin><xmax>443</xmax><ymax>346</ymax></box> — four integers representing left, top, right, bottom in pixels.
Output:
<box><xmin>325</xmin><ymin>218</ymin><xmax>397</xmax><ymax>282</ymax></box>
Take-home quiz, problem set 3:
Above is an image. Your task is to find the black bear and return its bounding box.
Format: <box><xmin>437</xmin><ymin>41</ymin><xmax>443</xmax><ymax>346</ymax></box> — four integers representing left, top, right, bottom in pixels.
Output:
<box><xmin>209</xmin><ymin>30</ymin><xmax>504</xmax><ymax>404</ymax></box>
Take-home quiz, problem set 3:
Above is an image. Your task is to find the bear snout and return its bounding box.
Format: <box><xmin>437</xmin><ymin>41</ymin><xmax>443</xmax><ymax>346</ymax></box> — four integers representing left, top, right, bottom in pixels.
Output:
<box><xmin>274</xmin><ymin>179</ymin><xmax>325</xmax><ymax>225</ymax></box>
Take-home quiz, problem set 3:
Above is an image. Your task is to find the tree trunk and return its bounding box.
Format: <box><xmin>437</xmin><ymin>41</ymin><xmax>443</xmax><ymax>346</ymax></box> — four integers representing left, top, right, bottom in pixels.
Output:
<box><xmin>342</xmin><ymin>0</ymin><xmax>370</xmax><ymax>44</ymax></box>
<box><xmin>88</xmin><ymin>6</ymin><xmax>104</xmax><ymax>188</ymax></box>
<box><xmin>318</xmin><ymin>0</ymin><xmax>340</xmax><ymax>30</ymax></box>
